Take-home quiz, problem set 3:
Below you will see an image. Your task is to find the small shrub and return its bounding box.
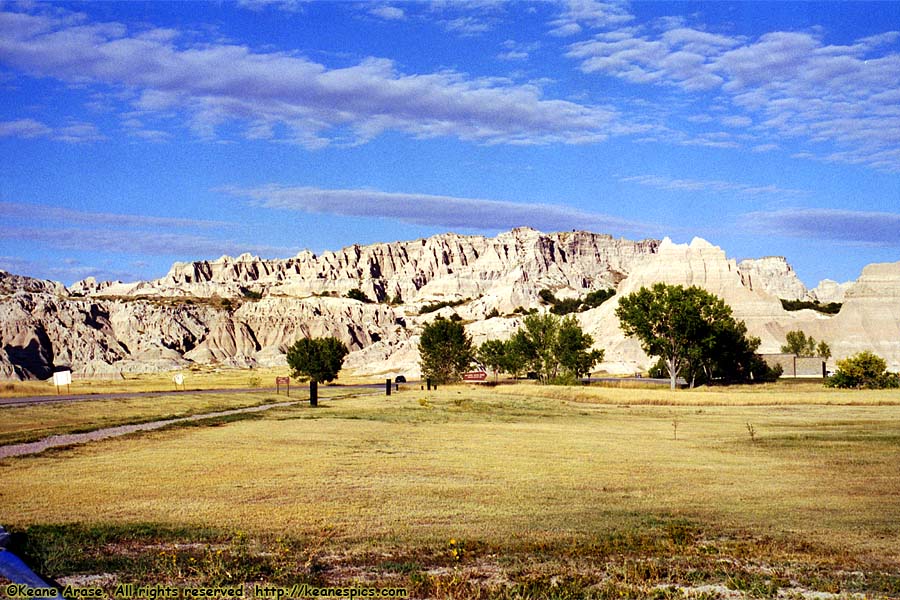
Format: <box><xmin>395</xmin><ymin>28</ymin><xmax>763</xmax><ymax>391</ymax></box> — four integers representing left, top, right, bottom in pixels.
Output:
<box><xmin>419</xmin><ymin>297</ymin><xmax>469</xmax><ymax>314</ymax></box>
<box><xmin>826</xmin><ymin>351</ymin><xmax>899</xmax><ymax>389</ymax></box>
<box><xmin>345</xmin><ymin>288</ymin><xmax>371</xmax><ymax>303</ymax></box>
<box><xmin>240</xmin><ymin>287</ymin><xmax>263</xmax><ymax>301</ymax></box>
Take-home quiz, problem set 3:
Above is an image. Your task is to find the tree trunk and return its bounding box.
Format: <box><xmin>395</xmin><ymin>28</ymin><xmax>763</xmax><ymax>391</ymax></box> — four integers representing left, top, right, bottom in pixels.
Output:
<box><xmin>667</xmin><ymin>357</ymin><xmax>677</xmax><ymax>390</ymax></box>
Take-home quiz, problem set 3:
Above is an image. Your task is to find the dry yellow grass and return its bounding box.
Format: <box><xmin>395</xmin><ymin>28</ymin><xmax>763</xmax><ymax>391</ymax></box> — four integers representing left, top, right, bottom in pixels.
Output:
<box><xmin>0</xmin><ymin>366</ymin><xmax>381</xmax><ymax>398</ymax></box>
<box><xmin>2</xmin><ymin>384</ymin><xmax>898</xmax><ymax>563</ymax></box>
<box><xmin>497</xmin><ymin>379</ymin><xmax>900</xmax><ymax>405</ymax></box>
<box><xmin>0</xmin><ymin>387</ymin><xmax>356</xmax><ymax>446</ymax></box>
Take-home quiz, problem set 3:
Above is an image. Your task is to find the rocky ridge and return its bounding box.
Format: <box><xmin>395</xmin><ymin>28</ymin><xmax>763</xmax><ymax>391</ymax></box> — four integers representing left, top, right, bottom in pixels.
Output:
<box><xmin>2</xmin><ymin>228</ymin><xmax>898</xmax><ymax>379</ymax></box>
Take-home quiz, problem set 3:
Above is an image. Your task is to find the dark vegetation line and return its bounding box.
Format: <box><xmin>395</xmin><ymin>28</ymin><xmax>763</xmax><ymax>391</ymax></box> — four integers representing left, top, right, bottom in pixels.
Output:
<box><xmin>780</xmin><ymin>298</ymin><xmax>842</xmax><ymax>314</ymax></box>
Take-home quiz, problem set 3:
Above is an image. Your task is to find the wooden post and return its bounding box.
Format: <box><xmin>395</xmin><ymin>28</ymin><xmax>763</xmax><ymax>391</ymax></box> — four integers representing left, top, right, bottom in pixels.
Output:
<box><xmin>385</xmin><ymin>378</ymin><xmax>391</xmax><ymax>396</ymax></box>
<box><xmin>309</xmin><ymin>380</ymin><xmax>318</xmax><ymax>407</ymax></box>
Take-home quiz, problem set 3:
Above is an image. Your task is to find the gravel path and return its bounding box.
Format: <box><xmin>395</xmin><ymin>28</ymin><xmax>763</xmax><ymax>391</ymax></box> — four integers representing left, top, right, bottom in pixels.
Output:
<box><xmin>0</xmin><ymin>401</ymin><xmax>300</xmax><ymax>459</ymax></box>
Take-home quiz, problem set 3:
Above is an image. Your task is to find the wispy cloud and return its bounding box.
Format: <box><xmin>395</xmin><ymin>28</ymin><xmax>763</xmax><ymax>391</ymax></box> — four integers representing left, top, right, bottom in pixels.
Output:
<box><xmin>0</xmin><ymin>227</ymin><xmax>296</xmax><ymax>258</ymax></box>
<box><xmin>566</xmin><ymin>18</ymin><xmax>900</xmax><ymax>171</ymax></box>
<box><xmin>0</xmin><ymin>255</ymin><xmax>142</xmax><ymax>284</ymax></box>
<box><xmin>0</xmin><ymin>118</ymin><xmax>104</xmax><ymax>143</ymax></box>
<box><xmin>0</xmin><ymin>201</ymin><xmax>227</xmax><ymax>229</ymax></box>
<box><xmin>235</xmin><ymin>0</ymin><xmax>307</xmax><ymax>12</ymax></box>
<box><xmin>745</xmin><ymin>208</ymin><xmax>900</xmax><ymax>246</ymax></box>
<box><xmin>0</xmin><ymin>7</ymin><xmax>619</xmax><ymax>147</ymax></box>
<box><xmin>0</xmin><ymin>202</ymin><xmax>295</xmax><ymax>271</ymax></box>
<box><xmin>369</xmin><ymin>5</ymin><xmax>405</xmax><ymax>21</ymax></box>
<box><xmin>220</xmin><ymin>184</ymin><xmax>655</xmax><ymax>235</ymax></box>
<box><xmin>0</xmin><ymin>118</ymin><xmax>52</xmax><ymax>138</ymax></box>
<box><xmin>620</xmin><ymin>175</ymin><xmax>809</xmax><ymax>198</ymax></box>
<box><xmin>548</xmin><ymin>0</ymin><xmax>634</xmax><ymax>37</ymax></box>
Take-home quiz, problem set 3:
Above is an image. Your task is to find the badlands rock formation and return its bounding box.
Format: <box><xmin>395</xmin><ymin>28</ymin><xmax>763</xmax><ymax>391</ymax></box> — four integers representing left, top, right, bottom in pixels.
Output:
<box><xmin>1</xmin><ymin>228</ymin><xmax>898</xmax><ymax>380</ymax></box>
<box><xmin>737</xmin><ymin>257</ymin><xmax>808</xmax><ymax>300</ymax></box>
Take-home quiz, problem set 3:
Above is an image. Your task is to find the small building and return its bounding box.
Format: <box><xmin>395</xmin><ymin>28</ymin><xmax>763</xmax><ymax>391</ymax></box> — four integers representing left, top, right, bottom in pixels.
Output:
<box><xmin>762</xmin><ymin>353</ymin><xmax>827</xmax><ymax>378</ymax></box>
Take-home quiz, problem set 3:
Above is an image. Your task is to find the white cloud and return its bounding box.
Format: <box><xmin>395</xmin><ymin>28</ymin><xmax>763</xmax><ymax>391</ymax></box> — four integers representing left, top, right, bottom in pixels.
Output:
<box><xmin>549</xmin><ymin>0</ymin><xmax>633</xmax><ymax>37</ymax></box>
<box><xmin>567</xmin><ymin>21</ymin><xmax>900</xmax><ymax>170</ymax></box>
<box><xmin>369</xmin><ymin>6</ymin><xmax>405</xmax><ymax>21</ymax></box>
<box><xmin>0</xmin><ymin>118</ymin><xmax>52</xmax><ymax>138</ymax></box>
<box><xmin>442</xmin><ymin>16</ymin><xmax>491</xmax><ymax>35</ymax></box>
<box><xmin>220</xmin><ymin>184</ymin><xmax>654</xmax><ymax>235</ymax></box>
<box><xmin>0</xmin><ymin>117</ymin><xmax>103</xmax><ymax>142</ymax></box>
<box><xmin>620</xmin><ymin>175</ymin><xmax>808</xmax><ymax>198</ymax></box>
<box><xmin>0</xmin><ymin>7</ymin><xmax>619</xmax><ymax>147</ymax></box>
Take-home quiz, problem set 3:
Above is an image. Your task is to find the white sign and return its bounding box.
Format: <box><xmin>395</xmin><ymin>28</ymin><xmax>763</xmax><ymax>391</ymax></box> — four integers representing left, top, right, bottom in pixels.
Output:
<box><xmin>52</xmin><ymin>370</ymin><xmax>72</xmax><ymax>386</ymax></box>
<box><xmin>173</xmin><ymin>373</ymin><xmax>185</xmax><ymax>386</ymax></box>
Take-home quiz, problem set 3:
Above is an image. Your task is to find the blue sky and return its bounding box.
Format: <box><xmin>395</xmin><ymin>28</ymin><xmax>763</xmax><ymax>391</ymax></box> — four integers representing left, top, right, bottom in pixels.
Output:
<box><xmin>1</xmin><ymin>1</ymin><xmax>898</xmax><ymax>288</ymax></box>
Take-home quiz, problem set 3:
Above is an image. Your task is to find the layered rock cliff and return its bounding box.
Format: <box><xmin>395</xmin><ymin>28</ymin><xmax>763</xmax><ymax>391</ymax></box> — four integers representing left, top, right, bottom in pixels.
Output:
<box><xmin>2</xmin><ymin>228</ymin><xmax>898</xmax><ymax>380</ymax></box>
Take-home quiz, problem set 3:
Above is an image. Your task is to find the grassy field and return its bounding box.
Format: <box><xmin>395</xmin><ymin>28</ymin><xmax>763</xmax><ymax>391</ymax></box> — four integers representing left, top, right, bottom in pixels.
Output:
<box><xmin>0</xmin><ymin>386</ymin><xmax>356</xmax><ymax>446</ymax></box>
<box><xmin>0</xmin><ymin>365</ymin><xmax>380</xmax><ymax>398</ymax></box>
<box><xmin>2</xmin><ymin>382</ymin><xmax>899</xmax><ymax>598</ymax></box>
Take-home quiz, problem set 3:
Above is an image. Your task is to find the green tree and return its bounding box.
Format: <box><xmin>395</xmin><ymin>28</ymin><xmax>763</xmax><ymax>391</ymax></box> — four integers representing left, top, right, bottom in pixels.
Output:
<box><xmin>516</xmin><ymin>312</ymin><xmax>602</xmax><ymax>383</ymax></box>
<box><xmin>555</xmin><ymin>315</ymin><xmax>604</xmax><ymax>378</ymax></box>
<box><xmin>501</xmin><ymin>332</ymin><xmax>532</xmax><ymax>379</ymax></box>
<box><xmin>520</xmin><ymin>313</ymin><xmax>561</xmax><ymax>382</ymax></box>
<box><xmin>826</xmin><ymin>351</ymin><xmax>899</xmax><ymax>389</ymax></box>
<box><xmin>781</xmin><ymin>330</ymin><xmax>816</xmax><ymax>356</ymax></box>
<box><xmin>617</xmin><ymin>283</ymin><xmax>758</xmax><ymax>389</ymax></box>
<box><xmin>477</xmin><ymin>339</ymin><xmax>507</xmax><ymax>381</ymax></box>
<box><xmin>781</xmin><ymin>330</ymin><xmax>832</xmax><ymax>359</ymax></box>
<box><xmin>418</xmin><ymin>316</ymin><xmax>475</xmax><ymax>384</ymax></box>
<box><xmin>285</xmin><ymin>336</ymin><xmax>349</xmax><ymax>384</ymax></box>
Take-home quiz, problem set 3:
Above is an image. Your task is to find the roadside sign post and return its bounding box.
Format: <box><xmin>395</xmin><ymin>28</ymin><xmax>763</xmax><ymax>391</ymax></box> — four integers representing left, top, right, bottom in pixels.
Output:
<box><xmin>385</xmin><ymin>378</ymin><xmax>391</xmax><ymax>396</ymax></box>
<box><xmin>309</xmin><ymin>380</ymin><xmax>318</xmax><ymax>407</ymax></box>
<box><xmin>276</xmin><ymin>376</ymin><xmax>290</xmax><ymax>396</ymax></box>
<box><xmin>52</xmin><ymin>370</ymin><xmax>71</xmax><ymax>395</ymax></box>
<box><xmin>462</xmin><ymin>371</ymin><xmax>488</xmax><ymax>382</ymax></box>
<box><xmin>173</xmin><ymin>373</ymin><xmax>184</xmax><ymax>391</ymax></box>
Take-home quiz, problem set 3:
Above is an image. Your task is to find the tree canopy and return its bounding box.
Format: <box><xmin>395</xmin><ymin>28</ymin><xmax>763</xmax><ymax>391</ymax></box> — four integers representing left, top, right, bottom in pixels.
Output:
<box><xmin>285</xmin><ymin>336</ymin><xmax>349</xmax><ymax>384</ymax></box>
<box><xmin>418</xmin><ymin>316</ymin><xmax>475</xmax><ymax>384</ymax></box>
<box><xmin>616</xmin><ymin>283</ymin><xmax>776</xmax><ymax>389</ymax></box>
<box><xmin>826</xmin><ymin>351</ymin><xmax>899</xmax><ymax>389</ymax></box>
<box><xmin>516</xmin><ymin>312</ymin><xmax>603</xmax><ymax>383</ymax></box>
<box><xmin>781</xmin><ymin>330</ymin><xmax>831</xmax><ymax>359</ymax></box>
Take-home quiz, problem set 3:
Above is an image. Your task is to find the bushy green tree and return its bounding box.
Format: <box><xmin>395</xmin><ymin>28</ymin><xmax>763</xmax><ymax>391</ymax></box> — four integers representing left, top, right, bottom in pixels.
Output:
<box><xmin>617</xmin><ymin>283</ymin><xmax>773</xmax><ymax>389</ymax></box>
<box><xmin>286</xmin><ymin>336</ymin><xmax>349</xmax><ymax>383</ymax></box>
<box><xmin>418</xmin><ymin>316</ymin><xmax>475</xmax><ymax>384</ymax></box>
<box><xmin>555</xmin><ymin>315</ymin><xmax>604</xmax><ymax>378</ymax></box>
<box><xmin>517</xmin><ymin>313</ymin><xmax>602</xmax><ymax>383</ymax></box>
<box><xmin>502</xmin><ymin>331</ymin><xmax>532</xmax><ymax>379</ymax></box>
<box><xmin>477</xmin><ymin>339</ymin><xmax>507</xmax><ymax>381</ymax></box>
<box><xmin>781</xmin><ymin>330</ymin><xmax>831</xmax><ymax>357</ymax></box>
<box><xmin>826</xmin><ymin>351</ymin><xmax>899</xmax><ymax>389</ymax></box>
